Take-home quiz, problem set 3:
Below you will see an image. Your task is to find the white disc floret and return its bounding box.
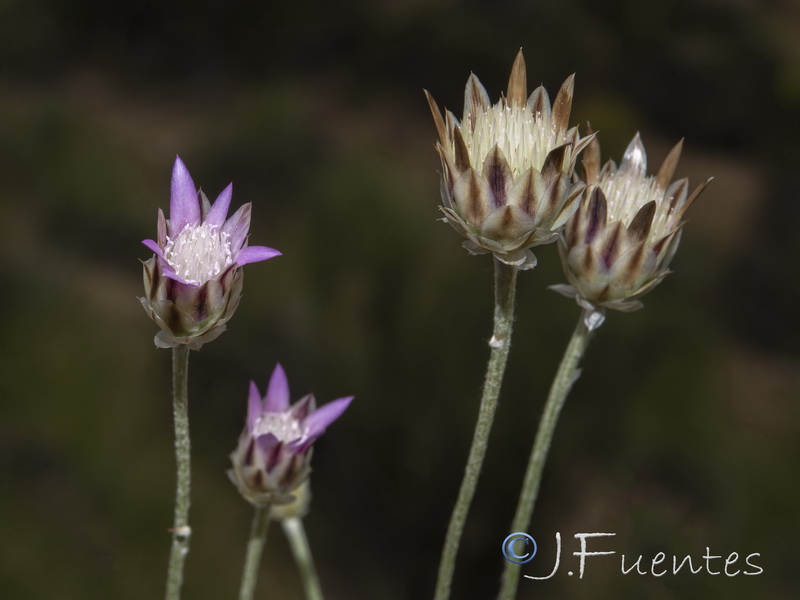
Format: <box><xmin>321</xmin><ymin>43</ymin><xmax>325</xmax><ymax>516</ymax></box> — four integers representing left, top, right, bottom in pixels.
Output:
<box><xmin>164</xmin><ymin>222</ymin><xmax>234</xmax><ymax>285</ymax></box>
<box><xmin>598</xmin><ymin>169</ymin><xmax>676</xmax><ymax>240</ymax></box>
<box><xmin>254</xmin><ymin>412</ymin><xmax>308</xmax><ymax>444</ymax></box>
<box><xmin>460</xmin><ymin>102</ymin><xmax>561</xmax><ymax>176</ymax></box>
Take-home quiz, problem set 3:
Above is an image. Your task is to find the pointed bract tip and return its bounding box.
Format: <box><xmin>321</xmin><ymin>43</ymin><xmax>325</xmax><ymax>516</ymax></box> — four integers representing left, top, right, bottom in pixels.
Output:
<box><xmin>247</xmin><ymin>380</ymin><xmax>263</xmax><ymax>429</ymax></box>
<box><xmin>507</xmin><ymin>50</ymin><xmax>528</xmax><ymax>106</ymax></box>
<box><xmin>551</xmin><ymin>74</ymin><xmax>576</xmax><ymax>133</ymax></box>
<box><xmin>621</xmin><ymin>133</ymin><xmax>647</xmax><ymax>176</ymax></box>
<box><xmin>173</xmin><ymin>154</ymin><xmax>186</xmax><ymax>169</ymax></box>
<box><xmin>464</xmin><ymin>73</ymin><xmax>490</xmax><ymax>123</ymax></box>
<box><xmin>236</xmin><ymin>245</ymin><xmax>282</xmax><ymax>265</ymax></box>
<box><xmin>169</xmin><ymin>155</ymin><xmax>200</xmax><ymax>231</ymax></box>
<box><xmin>656</xmin><ymin>138</ymin><xmax>684</xmax><ymax>190</ymax></box>
<box><xmin>557</xmin><ymin>74</ymin><xmax>576</xmax><ymax>100</ymax></box>
<box><xmin>304</xmin><ymin>395</ymin><xmax>354</xmax><ymax>438</ymax></box>
<box><xmin>263</xmin><ymin>363</ymin><xmax>291</xmax><ymax>412</ymax></box>
<box><xmin>424</xmin><ymin>90</ymin><xmax>447</xmax><ymax>144</ymax></box>
<box><xmin>206</xmin><ymin>182</ymin><xmax>234</xmax><ymax>226</ymax></box>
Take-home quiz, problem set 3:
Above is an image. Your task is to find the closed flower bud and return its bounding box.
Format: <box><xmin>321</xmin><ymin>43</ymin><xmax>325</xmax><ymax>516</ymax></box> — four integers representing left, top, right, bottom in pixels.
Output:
<box><xmin>228</xmin><ymin>364</ymin><xmax>353</xmax><ymax>507</ymax></box>
<box><xmin>140</xmin><ymin>157</ymin><xmax>281</xmax><ymax>349</ymax></box>
<box><xmin>425</xmin><ymin>50</ymin><xmax>594</xmax><ymax>269</ymax></box>
<box><xmin>552</xmin><ymin>133</ymin><xmax>711</xmax><ymax>319</ymax></box>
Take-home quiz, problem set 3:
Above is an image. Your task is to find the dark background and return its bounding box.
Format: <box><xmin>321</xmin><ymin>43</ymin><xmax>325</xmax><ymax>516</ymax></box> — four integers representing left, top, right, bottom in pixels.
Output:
<box><xmin>1</xmin><ymin>0</ymin><xmax>799</xmax><ymax>598</ymax></box>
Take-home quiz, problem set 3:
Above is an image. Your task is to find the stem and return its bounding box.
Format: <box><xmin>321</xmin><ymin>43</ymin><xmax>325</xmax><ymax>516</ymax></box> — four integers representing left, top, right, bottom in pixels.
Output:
<box><xmin>497</xmin><ymin>310</ymin><xmax>597</xmax><ymax>600</ymax></box>
<box><xmin>433</xmin><ymin>258</ymin><xmax>518</xmax><ymax>600</ymax></box>
<box><xmin>165</xmin><ymin>344</ymin><xmax>192</xmax><ymax>600</ymax></box>
<box><xmin>238</xmin><ymin>505</ymin><xmax>273</xmax><ymax>600</ymax></box>
<box><xmin>283</xmin><ymin>517</ymin><xmax>324</xmax><ymax>600</ymax></box>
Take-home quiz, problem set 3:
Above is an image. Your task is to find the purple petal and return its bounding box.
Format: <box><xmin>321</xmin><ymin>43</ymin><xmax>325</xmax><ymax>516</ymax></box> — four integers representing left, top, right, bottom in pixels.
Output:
<box><xmin>236</xmin><ymin>245</ymin><xmax>282</xmax><ymax>265</ymax></box>
<box><xmin>221</xmin><ymin>203</ymin><xmax>252</xmax><ymax>252</ymax></box>
<box><xmin>161</xmin><ymin>269</ymin><xmax>194</xmax><ymax>286</ymax></box>
<box><xmin>247</xmin><ymin>381</ymin><xmax>263</xmax><ymax>431</ymax></box>
<box><xmin>305</xmin><ymin>396</ymin><xmax>353</xmax><ymax>439</ymax></box>
<box><xmin>142</xmin><ymin>239</ymin><xmax>165</xmax><ymax>259</ymax></box>
<box><xmin>170</xmin><ymin>156</ymin><xmax>201</xmax><ymax>235</ymax></box>
<box><xmin>255</xmin><ymin>433</ymin><xmax>283</xmax><ymax>470</ymax></box>
<box><xmin>256</xmin><ymin>432</ymin><xmax>280</xmax><ymax>452</ymax></box>
<box><xmin>206</xmin><ymin>183</ymin><xmax>233</xmax><ymax>227</ymax></box>
<box><xmin>264</xmin><ymin>364</ymin><xmax>290</xmax><ymax>412</ymax></box>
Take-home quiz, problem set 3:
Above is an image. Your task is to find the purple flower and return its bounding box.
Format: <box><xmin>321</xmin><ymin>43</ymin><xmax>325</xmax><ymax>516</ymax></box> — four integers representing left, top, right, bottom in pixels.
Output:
<box><xmin>228</xmin><ymin>364</ymin><xmax>354</xmax><ymax>507</ymax></box>
<box><xmin>140</xmin><ymin>156</ymin><xmax>281</xmax><ymax>349</ymax></box>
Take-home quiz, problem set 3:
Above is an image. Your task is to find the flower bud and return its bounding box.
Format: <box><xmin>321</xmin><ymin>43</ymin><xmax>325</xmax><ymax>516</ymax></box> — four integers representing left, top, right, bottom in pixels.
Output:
<box><xmin>425</xmin><ymin>50</ymin><xmax>593</xmax><ymax>269</ymax></box>
<box><xmin>140</xmin><ymin>157</ymin><xmax>281</xmax><ymax>349</ymax></box>
<box><xmin>228</xmin><ymin>364</ymin><xmax>353</xmax><ymax>507</ymax></box>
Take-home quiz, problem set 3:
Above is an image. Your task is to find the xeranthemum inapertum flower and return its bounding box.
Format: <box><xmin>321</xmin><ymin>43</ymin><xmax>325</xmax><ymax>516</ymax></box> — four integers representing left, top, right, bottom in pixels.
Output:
<box><xmin>228</xmin><ymin>364</ymin><xmax>353</xmax><ymax>507</ymax></box>
<box><xmin>425</xmin><ymin>50</ymin><xmax>594</xmax><ymax>269</ymax></box>
<box><xmin>551</xmin><ymin>133</ymin><xmax>711</xmax><ymax>322</ymax></box>
<box><xmin>140</xmin><ymin>157</ymin><xmax>281</xmax><ymax>349</ymax></box>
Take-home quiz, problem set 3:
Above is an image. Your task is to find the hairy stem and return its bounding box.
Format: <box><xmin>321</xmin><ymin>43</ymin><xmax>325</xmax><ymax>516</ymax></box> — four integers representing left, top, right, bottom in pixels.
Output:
<box><xmin>238</xmin><ymin>505</ymin><xmax>273</xmax><ymax>600</ymax></box>
<box><xmin>283</xmin><ymin>517</ymin><xmax>324</xmax><ymax>600</ymax></box>
<box><xmin>497</xmin><ymin>310</ymin><xmax>597</xmax><ymax>600</ymax></box>
<box><xmin>433</xmin><ymin>258</ymin><xmax>518</xmax><ymax>600</ymax></box>
<box><xmin>165</xmin><ymin>344</ymin><xmax>192</xmax><ymax>600</ymax></box>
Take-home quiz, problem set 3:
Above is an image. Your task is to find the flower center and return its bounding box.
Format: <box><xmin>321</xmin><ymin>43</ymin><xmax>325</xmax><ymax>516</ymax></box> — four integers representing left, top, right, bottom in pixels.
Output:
<box><xmin>254</xmin><ymin>412</ymin><xmax>308</xmax><ymax>444</ymax></box>
<box><xmin>598</xmin><ymin>170</ymin><xmax>676</xmax><ymax>239</ymax></box>
<box><xmin>461</xmin><ymin>102</ymin><xmax>564</xmax><ymax>175</ymax></box>
<box><xmin>164</xmin><ymin>222</ymin><xmax>233</xmax><ymax>285</ymax></box>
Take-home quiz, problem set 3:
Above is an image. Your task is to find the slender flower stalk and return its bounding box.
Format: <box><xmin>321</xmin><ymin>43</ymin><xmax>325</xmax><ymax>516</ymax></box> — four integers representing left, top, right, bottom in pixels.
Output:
<box><xmin>497</xmin><ymin>310</ymin><xmax>598</xmax><ymax>600</ymax></box>
<box><xmin>238</xmin><ymin>504</ymin><xmax>273</xmax><ymax>600</ymax></box>
<box><xmin>283</xmin><ymin>517</ymin><xmax>325</xmax><ymax>600</ymax></box>
<box><xmin>165</xmin><ymin>344</ymin><xmax>191</xmax><ymax>600</ymax></box>
<box><xmin>433</xmin><ymin>258</ymin><xmax>517</xmax><ymax>600</ymax></box>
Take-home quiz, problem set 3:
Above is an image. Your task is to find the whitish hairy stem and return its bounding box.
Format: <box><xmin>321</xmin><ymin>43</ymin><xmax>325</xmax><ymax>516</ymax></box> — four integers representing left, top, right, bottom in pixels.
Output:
<box><xmin>497</xmin><ymin>310</ymin><xmax>597</xmax><ymax>600</ymax></box>
<box><xmin>434</xmin><ymin>258</ymin><xmax>518</xmax><ymax>600</ymax></box>
<box><xmin>239</xmin><ymin>505</ymin><xmax>273</xmax><ymax>600</ymax></box>
<box><xmin>283</xmin><ymin>518</ymin><xmax>325</xmax><ymax>600</ymax></box>
<box><xmin>165</xmin><ymin>344</ymin><xmax>192</xmax><ymax>600</ymax></box>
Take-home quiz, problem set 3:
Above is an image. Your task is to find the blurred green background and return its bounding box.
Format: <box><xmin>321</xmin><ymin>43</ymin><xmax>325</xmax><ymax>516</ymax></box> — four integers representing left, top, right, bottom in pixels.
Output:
<box><xmin>1</xmin><ymin>0</ymin><xmax>799</xmax><ymax>598</ymax></box>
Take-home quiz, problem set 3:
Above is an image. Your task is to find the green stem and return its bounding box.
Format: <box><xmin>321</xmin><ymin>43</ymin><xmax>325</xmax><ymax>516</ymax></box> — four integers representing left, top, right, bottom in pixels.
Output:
<box><xmin>165</xmin><ymin>344</ymin><xmax>192</xmax><ymax>600</ymax></box>
<box><xmin>238</xmin><ymin>504</ymin><xmax>273</xmax><ymax>600</ymax></box>
<box><xmin>283</xmin><ymin>517</ymin><xmax>324</xmax><ymax>600</ymax></box>
<box><xmin>433</xmin><ymin>258</ymin><xmax>518</xmax><ymax>600</ymax></box>
<box><xmin>497</xmin><ymin>309</ymin><xmax>598</xmax><ymax>600</ymax></box>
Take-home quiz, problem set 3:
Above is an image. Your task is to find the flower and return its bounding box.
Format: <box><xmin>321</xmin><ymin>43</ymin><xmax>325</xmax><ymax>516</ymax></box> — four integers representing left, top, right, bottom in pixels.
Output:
<box><xmin>140</xmin><ymin>156</ymin><xmax>281</xmax><ymax>349</ymax></box>
<box><xmin>425</xmin><ymin>50</ymin><xmax>594</xmax><ymax>269</ymax></box>
<box><xmin>228</xmin><ymin>364</ymin><xmax>353</xmax><ymax>507</ymax></box>
<box><xmin>551</xmin><ymin>132</ymin><xmax>711</xmax><ymax>321</ymax></box>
